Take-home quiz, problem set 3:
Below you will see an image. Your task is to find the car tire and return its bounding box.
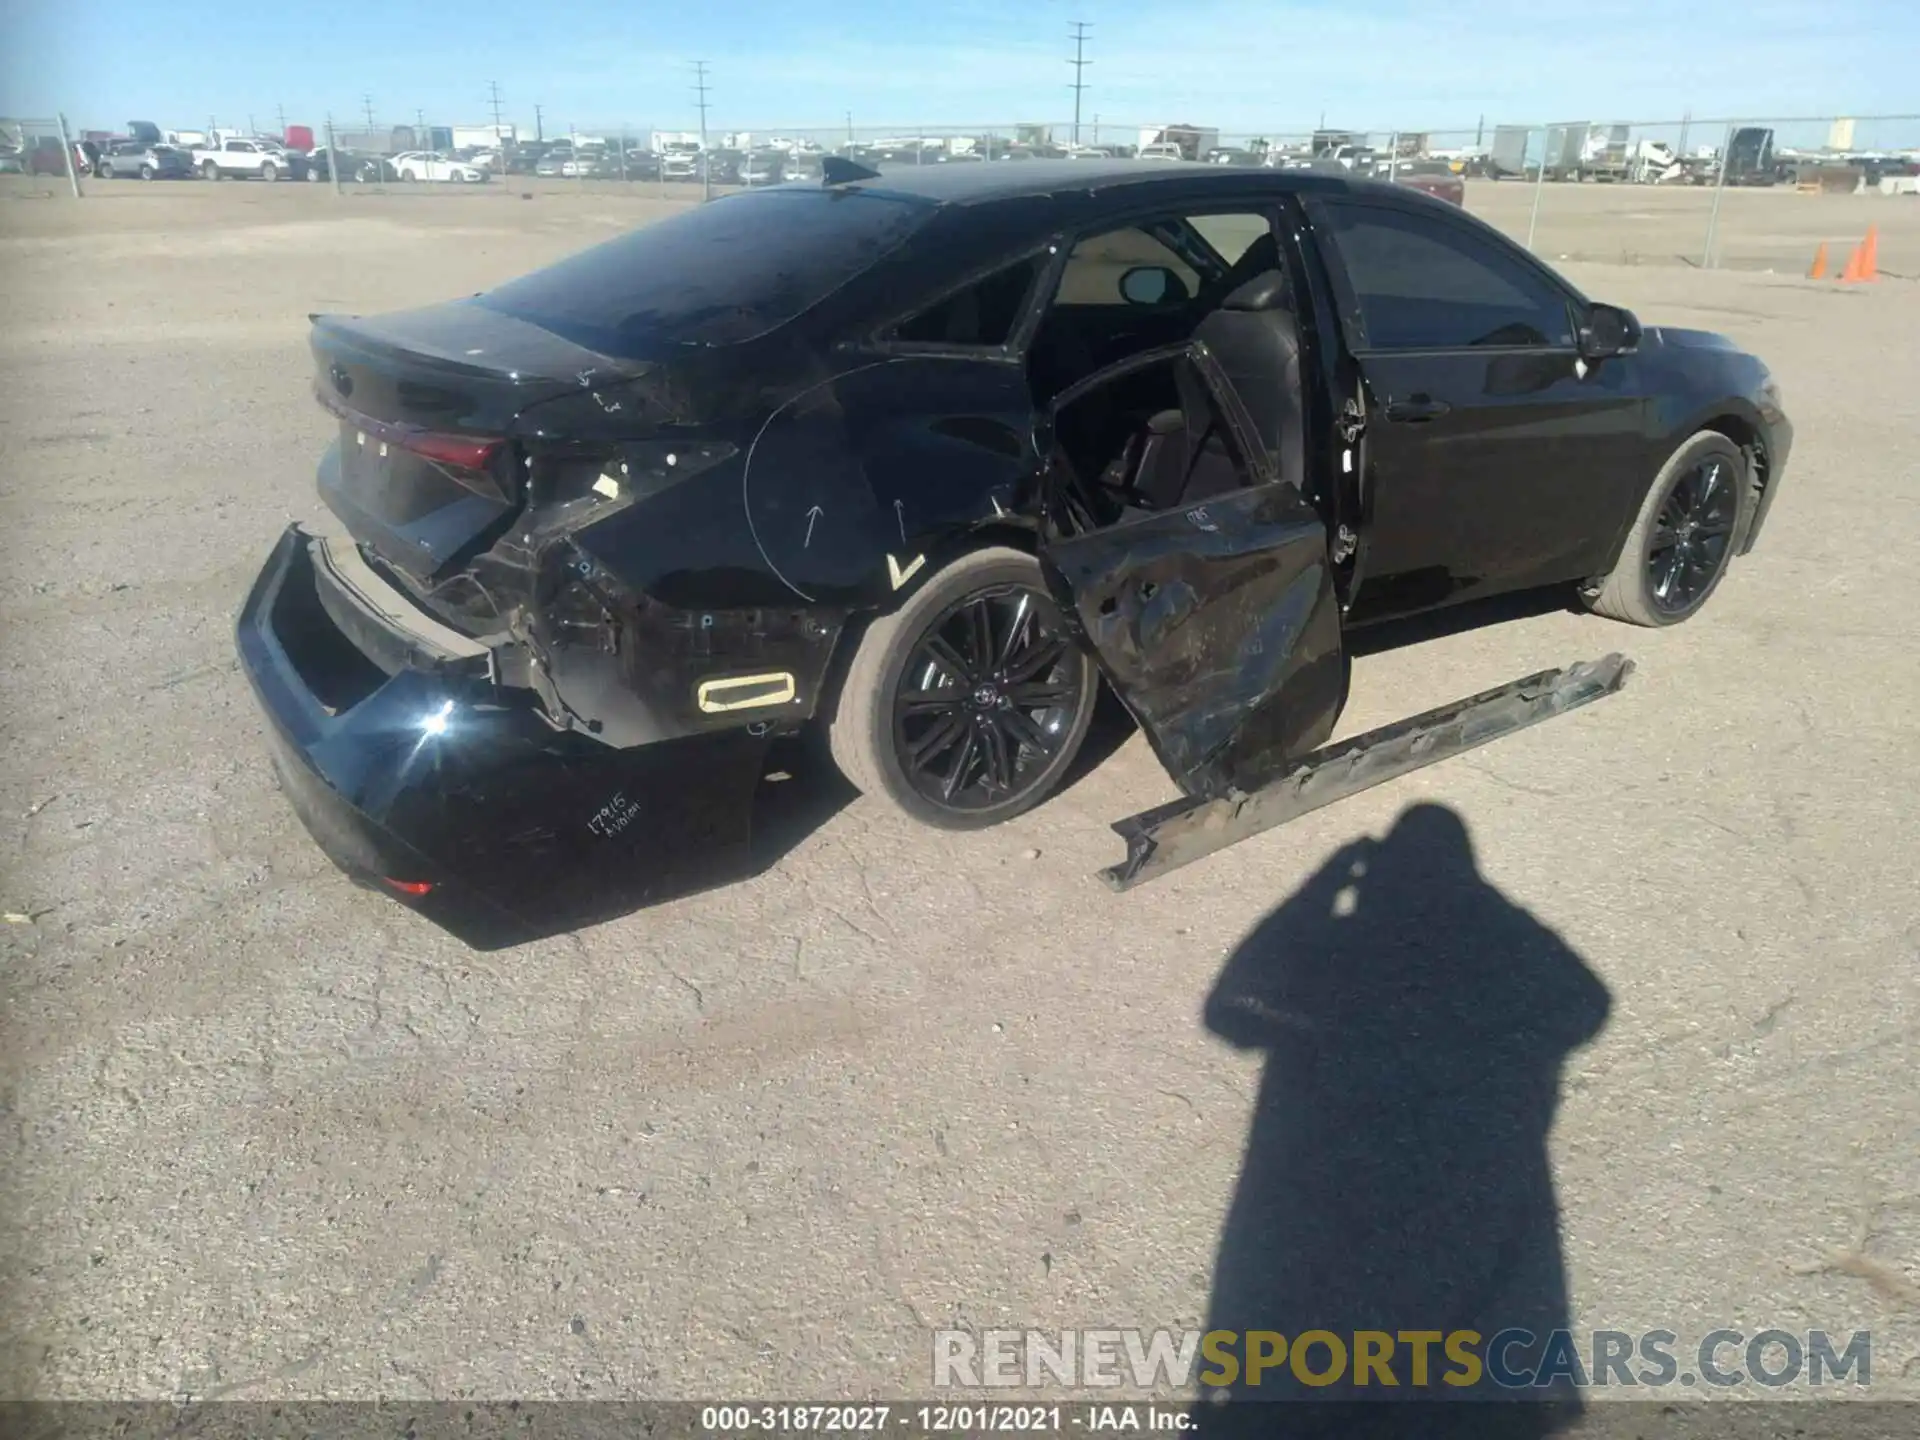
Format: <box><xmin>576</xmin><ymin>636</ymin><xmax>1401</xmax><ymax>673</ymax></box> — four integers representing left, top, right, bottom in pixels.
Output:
<box><xmin>1585</xmin><ymin>430</ymin><xmax>1745</xmax><ymax>627</ymax></box>
<box><xmin>201</xmin><ymin>160</ymin><xmax>220</xmax><ymax>181</ymax></box>
<box><xmin>827</xmin><ymin>547</ymin><xmax>1098</xmax><ymax>830</ymax></box>
<box><xmin>260</xmin><ymin>161</ymin><xmax>278</xmax><ymax>182</ymax></box>
<box><xmin>400</xmin><ymin>169</ymin><xmax>416</xmax><ymax>182</ymax></box>
<box><xmin>139</xmin><ymin>163</ymin><xmax>155</xmax><ymax>180</ymax></box>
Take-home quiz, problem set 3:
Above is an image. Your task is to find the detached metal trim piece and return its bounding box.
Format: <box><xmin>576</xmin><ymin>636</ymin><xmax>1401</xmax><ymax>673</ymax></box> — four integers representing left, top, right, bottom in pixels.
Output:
<box><xmin>1098</xmin><ymin>652</ymin><xmax>1634</xmax><ymax>891</ymax></box>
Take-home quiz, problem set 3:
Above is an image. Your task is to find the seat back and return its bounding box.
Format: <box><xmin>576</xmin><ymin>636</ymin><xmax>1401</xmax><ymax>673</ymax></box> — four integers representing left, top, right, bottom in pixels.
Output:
<box><xmin>1193</xmin><ymin>271</ymin><xmax>1305</xmax><ymax>491</ymax></box>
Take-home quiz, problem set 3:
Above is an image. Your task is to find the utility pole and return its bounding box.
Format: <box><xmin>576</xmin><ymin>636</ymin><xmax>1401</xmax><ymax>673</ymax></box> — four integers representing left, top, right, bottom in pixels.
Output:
<box><xmin>415</xmin><ymin>108</ymin><xmax>426</xmax><ymax>147</ymax></box>
<box><xmin>692</xmin><ymin>60</ymin><xmax>712</xmax><ymax>201</ymax></box>
<box><xmin>488</xmin><ymin>80</ymin><xmax>506</xmax><ymax>141</ymax></box>
<box><xmin>534</xmin><ymin>103</ymin><xmax>544</xmax><ymax>142</ymax></box>
<box><xmin>362</xmin><ymin>95</ymin><xmax>377</xmax><ymax>134</ymax></box>
<box><xmin>276</xmin><ymin>104</ymin><xmax>287</xmax><ymax>139</ymax></box>
<box><xmin>1067</xmin><ymin>22</ymin><xmax>1091</xmax><ymax>146</ymax></box>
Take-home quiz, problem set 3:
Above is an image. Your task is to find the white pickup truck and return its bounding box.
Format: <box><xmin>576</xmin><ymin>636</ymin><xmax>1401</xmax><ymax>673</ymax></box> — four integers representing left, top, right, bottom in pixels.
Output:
<box><xmin>192</xmin><ymin>137</ymin><xmax>305</xmax><ymax>181</ymax></box>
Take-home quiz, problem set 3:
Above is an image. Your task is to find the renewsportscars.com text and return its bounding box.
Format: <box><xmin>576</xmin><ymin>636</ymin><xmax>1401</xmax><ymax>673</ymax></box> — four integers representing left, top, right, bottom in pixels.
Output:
<box><xmin>933</xmin><ymin>1328</ymin><xmax>1871</xmax><ymax>1391</ymax></box>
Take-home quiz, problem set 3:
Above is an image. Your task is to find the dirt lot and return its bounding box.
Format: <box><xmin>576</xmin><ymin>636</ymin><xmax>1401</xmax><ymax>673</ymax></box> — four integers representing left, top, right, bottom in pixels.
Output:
<box><xmin>1</xmin><ymin>179</ymin><xmax>1916</xmax><ymax>1403</ymax></box>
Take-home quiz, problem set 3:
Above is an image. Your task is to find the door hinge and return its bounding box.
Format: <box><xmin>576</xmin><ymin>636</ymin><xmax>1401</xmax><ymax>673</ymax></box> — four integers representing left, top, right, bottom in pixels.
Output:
<box><xmin>1331</xmin><ymin>525</ymin><xmax>1357</xmax><ymax>564</ymax></box>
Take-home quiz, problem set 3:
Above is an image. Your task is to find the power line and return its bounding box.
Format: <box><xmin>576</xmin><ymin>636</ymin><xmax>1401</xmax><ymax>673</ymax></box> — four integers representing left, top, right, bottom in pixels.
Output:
<box><xmin>1067</xmin><ymin>22</ymin><xmax>1092</xmax><ymax>146</ymax></box>
<box><xmin>692</xmin><ymin>61</ymin><xmax>712</xmax><ymax>200</ymax></box>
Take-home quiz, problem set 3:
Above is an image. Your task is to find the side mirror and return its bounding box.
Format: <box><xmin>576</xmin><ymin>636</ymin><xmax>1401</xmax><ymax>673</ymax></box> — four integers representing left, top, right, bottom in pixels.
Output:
<box><xmin>1119</xmin><ymin>265</ymin><xmax>1189</xmax><ymax>307</ymax></box>
<box><xmin>1578</xmin><ymin>302</ymin><xmax>1640</xmax><ymax>360</ymax></box>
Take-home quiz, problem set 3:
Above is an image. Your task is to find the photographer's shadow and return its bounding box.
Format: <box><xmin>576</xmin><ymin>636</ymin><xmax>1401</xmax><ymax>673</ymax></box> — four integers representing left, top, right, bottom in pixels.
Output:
<box><xmin>1194</xmin><ymin>803</ymin><xmax>1611</xmax><ymax>1438</ymax></box>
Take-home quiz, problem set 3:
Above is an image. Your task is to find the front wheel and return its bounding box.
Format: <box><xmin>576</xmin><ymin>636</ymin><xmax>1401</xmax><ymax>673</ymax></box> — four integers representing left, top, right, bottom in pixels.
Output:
<box><xmin>139</xmin><ymin>164</ymin><xmax>155</xmax><ymax>180</ymax></box>
<box><xmin>260</xmin><ymin>161</ymin><xmax>278</xmax><ymax>181</ymax></box>
<box><xmin>201</xmin><ymin>160</ymin><xmax>220</xmax><ymax>181</ymax></box>
<box><xmin>1585</xmin><ymin>431</ymin><xmax>1745</xmax><ymax>626</ymax></box>
<box><xmin>827</xmin><ymin>548</ymin><xmax>1098</xmax><ymax>830</ymax></box>
<box><xmin>400</xmin><ymin>169</ymin><xmax>416</xmax><ymax>182</ymax></box>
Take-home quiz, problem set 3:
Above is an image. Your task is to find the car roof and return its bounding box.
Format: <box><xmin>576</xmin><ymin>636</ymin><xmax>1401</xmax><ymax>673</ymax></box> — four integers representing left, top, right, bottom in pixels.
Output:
<box><xmin>832</xmin><ymin>157</ymin><xmax>1346</xmax><ymax>206</ymax></box>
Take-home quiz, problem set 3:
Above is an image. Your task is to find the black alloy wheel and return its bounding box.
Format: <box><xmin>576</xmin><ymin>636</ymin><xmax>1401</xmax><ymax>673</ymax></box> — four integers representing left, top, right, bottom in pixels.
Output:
<box><xmin>1646</xmin><ymin>453</ymin><xmax>1738</xmax><ymax>615</ymax></box>
<box><xmin>892</xmin><ymin>583</ymin><xmax>1087</xmax><ymax>815</ymax></box>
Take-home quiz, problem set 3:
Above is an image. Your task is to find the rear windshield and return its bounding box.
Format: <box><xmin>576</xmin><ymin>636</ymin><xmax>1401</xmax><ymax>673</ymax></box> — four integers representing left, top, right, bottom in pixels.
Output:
<box><xmin>476</xmin><ymin>188</ymin><xmax>933</xmax><ymax>350</ymax></box>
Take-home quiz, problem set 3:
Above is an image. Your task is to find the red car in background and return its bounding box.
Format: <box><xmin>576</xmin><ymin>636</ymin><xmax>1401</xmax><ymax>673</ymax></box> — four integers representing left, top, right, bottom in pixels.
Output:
<box><xmin>24</xmin><ymin>136</ymin><xmax>96</xmax><ymax>177</ymax></box>
<box><xmin>1375</xmin><ymin>158</ymin><xmax>1466</xmax><ymax>206</ymax></box>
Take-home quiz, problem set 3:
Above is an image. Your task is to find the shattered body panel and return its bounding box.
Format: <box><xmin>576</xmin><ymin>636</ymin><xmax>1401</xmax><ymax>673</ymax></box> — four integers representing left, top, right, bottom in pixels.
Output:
<box><xmin>234</xmin><ymin>163</ymin><xmax>1793</xmax><ymax>942</ymax></box>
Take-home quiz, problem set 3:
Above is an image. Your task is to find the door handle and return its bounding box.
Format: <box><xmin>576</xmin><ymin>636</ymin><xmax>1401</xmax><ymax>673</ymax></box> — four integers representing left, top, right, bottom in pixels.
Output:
<box><xmin>1385</xmin><ymin>396</ymin><xmax>1451</xmax><ymax>423</ymax></box>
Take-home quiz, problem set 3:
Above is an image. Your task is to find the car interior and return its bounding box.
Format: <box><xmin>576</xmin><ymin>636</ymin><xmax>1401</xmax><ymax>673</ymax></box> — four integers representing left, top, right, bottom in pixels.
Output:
<box><xmin>1025</xmin><ymin>216</ymin><xmax>1309</xmax><ymax>534</ymax></box>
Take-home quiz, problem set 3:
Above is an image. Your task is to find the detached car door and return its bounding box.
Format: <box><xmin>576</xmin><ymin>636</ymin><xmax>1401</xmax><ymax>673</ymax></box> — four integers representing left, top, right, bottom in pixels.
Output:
<box><xmin>1038</xmin><ymin>350</ymin><xmax>1345</xmax><ymax>800</ymax></box>
<box><xmin>1303</xmin><ymin>194</ymin><xmax>1649</xmax><ymax>620</ymax></box>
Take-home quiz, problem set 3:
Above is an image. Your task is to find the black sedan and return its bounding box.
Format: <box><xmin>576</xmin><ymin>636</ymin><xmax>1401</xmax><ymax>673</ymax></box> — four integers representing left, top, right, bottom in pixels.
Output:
<box><xmin>238</xmin><ymin>160</ymin><xmax>1790</xmax><ymax>945</ymax></box>
<box><xmin>305</xmin><ymin>147</ymin><xmax>399</xmax><ymax>184</ymax></box>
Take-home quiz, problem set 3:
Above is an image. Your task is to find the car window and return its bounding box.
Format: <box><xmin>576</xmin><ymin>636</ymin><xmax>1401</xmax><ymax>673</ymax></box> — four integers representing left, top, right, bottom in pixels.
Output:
<box><xmin>1056</xmin><ymin>211</ymin><xmax>1270</xmax><ymax>306</ymax></box>
<box><xmin>1187</xmin><ymin>213</ymin><xmax>1270</xmax><ymax>266</ymax></box>
<box><xmin>1057</xmin><ymin>228</ymin><xmax>1198</xmax><ymax>306</ymax></box>
<box><xmin>891</xmin><ymin>255</ymin><xmax>1044</xmax><ymax>347</ymax></box>
<box><xmin>479</xmin><ymin>187</ymin><xmax>934</xmax><ymax>350</ymax></box>
<box><xmin>226</xmin><ymin>140</ymin><xmax>248</xmax><ymax>152</ymax></box>
<box><xmin>1318</xmin><ymin>200</ymin><xmax>1575</xmax><ymax>350</ymax></box>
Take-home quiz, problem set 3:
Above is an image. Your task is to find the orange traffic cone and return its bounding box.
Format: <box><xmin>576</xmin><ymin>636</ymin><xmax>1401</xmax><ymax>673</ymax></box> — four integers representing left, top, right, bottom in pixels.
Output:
<box><xmin>1808</xmin><ymin>242</ymin><xmax>1829</xmax><ymax>279</ymax></box>
<box><xmin>1839</xmin><ymin>242</ymin><xmax>1865</xmax><ymax>283</ymax></box>
<box><xmin>1860</xmin><ymin>225</ymin><xmax>1879</xmax><ymax>280</ymax></box>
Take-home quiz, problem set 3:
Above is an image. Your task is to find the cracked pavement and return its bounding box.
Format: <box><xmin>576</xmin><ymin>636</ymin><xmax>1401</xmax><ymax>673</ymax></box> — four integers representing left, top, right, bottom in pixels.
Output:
<box><xmin>1</xmin><ymin>181</ymin><xmax>1915</xmax><ymax>1400</ymax></box>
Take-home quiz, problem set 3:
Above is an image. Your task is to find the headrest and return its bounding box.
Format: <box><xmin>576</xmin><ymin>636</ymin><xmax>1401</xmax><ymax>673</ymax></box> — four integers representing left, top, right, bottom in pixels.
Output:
<box><xmin>1223</xmin><ymin>270</ymin><xmax>1291</xmax><ymax>313</ymax></box>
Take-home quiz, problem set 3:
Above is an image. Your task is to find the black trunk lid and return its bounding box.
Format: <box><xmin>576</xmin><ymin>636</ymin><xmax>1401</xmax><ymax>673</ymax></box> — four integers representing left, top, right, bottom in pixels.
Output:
<box><xmin>310</xmin><ymin>301</ymin><xmax>644</xmax><ymax>581</ymax></box>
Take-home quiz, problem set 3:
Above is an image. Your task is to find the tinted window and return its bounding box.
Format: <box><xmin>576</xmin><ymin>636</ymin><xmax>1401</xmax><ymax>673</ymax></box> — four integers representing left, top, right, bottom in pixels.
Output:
<box><xmin>1057</xmin><ymin>227</ymin><xmax>1198</xmax><ymax>305</ymax></box>
<box><xmin>892</xmin><ymin>256</ymin><xmax>1043</xmax><ymax>347</ymax></box>
<box><xmin>478</xmin><ymin>188</ymin><xmax>933</xmax><ymax>350</ymax></box>
<box><xmin>1319</xmin><ymin>201</ymin><xmax>1575</xmax><ymax>350</ymax></box>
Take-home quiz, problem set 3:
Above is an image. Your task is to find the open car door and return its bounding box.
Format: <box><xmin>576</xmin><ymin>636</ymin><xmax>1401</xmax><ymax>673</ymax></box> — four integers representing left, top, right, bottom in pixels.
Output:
<box><xmin>1037</xmin><ymin>345</ymin><xmax>1346</xmax><ymax>799</ymax></box>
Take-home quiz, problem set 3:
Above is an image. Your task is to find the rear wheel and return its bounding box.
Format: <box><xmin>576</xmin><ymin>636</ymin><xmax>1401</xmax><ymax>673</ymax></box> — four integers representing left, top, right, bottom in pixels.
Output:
<box><xmin>1585</xmin><ymin>431</ymin><xmax>1744</xmax><ymax>626</ymax></box>
<box><xmin>260</xmin><ymin>160</ymin><xmax>278</xmax><ymax>181</ymax></box>
<box><xmin>139</xmin><ymin>163</ymin><xmax>155</xmax><ymax>180</ymax></box>
<box><xmin>400</xmin><ymin>168</ymin><xmax>417</xmax><ymax>182</ymax></box>
<box><xmin>201</xmin><ymin>160</ymin><xmax>220</xmax><ymax>180</ymax></box>
<box><xmin>828</xmin><ymin>548</ymin><xmax>1098</xmax><ymax>829</ymax></box>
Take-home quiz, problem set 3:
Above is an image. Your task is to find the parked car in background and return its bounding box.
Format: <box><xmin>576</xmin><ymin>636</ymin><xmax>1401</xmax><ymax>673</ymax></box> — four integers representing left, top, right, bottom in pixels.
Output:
<box><xmin>781</xmin><ymin>152</ymin><xmax>824</xmax><ymax>182</ymax></box>
<box><xmin>740</xmin><ymin>149</ymin><xmax>786</xmax><ymax>184</ymax></box>
<box><xmin>96</xmin><ymin>139</ymin><xmax>194</xmax><ymax>179</ymax></box>
<box><xmin>704</xmin><ymin>149</ymin><xmax>744</xmax><ymax>185</ymax></box>
<box><xmin>305</xmin><ymin>147</ymin><xmax>400</xmax><ymax>184</ymax></box>
<box><xmin>391</xmin><ymin>151</ymin><xmax>489</xmax><ymax>183</ymax></box>
<box><xmin>661</xmin><ymin>148</ymin><xmax>700</xmax><ymax>181</ymax></box>
<box><xmin>1372</xmin><ymin>157</ymin><xmax>1466</xmax><ymax>206</ymax></box>
<box><xmin>194</xmin><ymin>137</ymin><xmax>306</xmax><ymax>181</ymax></box>
<box><xmin>25</xmin><ymin>137</ymin><xmax>92</xmax><ymax>176</ymax></box>
<box><xmin>623</xmin><ymin>149</ymin><xmax>663</xmax><ymax>180</ymax></box>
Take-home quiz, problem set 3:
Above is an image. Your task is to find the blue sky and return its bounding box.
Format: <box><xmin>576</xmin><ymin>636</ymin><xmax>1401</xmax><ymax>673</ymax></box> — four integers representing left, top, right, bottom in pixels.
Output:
<box><xmin>4</xmin><ymin>0</ymin><xmax>1916</xmax><ymax>138</ymax></box>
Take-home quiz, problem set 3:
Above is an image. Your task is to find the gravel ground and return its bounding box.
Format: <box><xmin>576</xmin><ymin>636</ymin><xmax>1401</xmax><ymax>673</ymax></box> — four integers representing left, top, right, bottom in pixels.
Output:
<box><xmin>1</xmin><ymin>180</ymin><xmax>1915</xmax><ymax>1404</ymax></box>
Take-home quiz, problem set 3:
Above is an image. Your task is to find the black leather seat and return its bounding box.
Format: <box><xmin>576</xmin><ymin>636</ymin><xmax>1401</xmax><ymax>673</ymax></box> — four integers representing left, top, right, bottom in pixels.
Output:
<box><xmin>1193</xmin><ymin>270</ymin><xmax>1305</xmax><ymax>492</ymax></box>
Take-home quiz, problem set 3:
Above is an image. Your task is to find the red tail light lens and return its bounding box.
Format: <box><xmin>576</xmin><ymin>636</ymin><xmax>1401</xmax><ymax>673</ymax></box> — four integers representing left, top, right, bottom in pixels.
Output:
<box><xmin>380</xmin><ymin>877</ymin><xmax>435</xmax><ymax>897</ymax></box>
<box><xmin>314</xmin><ymin>386</ymin><xmax>504</xmax><ymax>473</ymax></box>
<box><xmin>399</xmin><ymin>432</ymin><xmax>504</xmax><ymax>471</ymax></box>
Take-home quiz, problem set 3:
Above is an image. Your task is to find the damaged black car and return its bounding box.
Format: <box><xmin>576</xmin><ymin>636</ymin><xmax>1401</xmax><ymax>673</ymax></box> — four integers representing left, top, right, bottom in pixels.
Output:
<box><xmin>237</xmin><ymin>159</ymin><xmax>1792</xmax><ymax>946</ymax></box>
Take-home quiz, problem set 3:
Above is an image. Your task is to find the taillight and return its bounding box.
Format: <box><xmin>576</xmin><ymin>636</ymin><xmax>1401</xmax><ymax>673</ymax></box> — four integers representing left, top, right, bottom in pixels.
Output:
<box><xmin>400</xmin><ymin>432</ymin><xmax>503</xmax><ymax>470</ymax></box>
<box><xmin>314</xmin><ymin>384</ymin><xmax>505</xmax><ymax>473</ymax></box>
<box><xmin>380</xmin><ymin>877</ymin><xmax>435</xmax><ymax>896</ymax></box>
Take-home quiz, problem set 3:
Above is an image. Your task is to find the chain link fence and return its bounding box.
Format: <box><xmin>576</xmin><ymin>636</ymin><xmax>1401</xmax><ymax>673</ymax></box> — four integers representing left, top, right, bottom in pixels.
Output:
<box><xmin>10</xmin><ymin>110</ymin><xmax>1916</xmax><ymax>276</ymax></box>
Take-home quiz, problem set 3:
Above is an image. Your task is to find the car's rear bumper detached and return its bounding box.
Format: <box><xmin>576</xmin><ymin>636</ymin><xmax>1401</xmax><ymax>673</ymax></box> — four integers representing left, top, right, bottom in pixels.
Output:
<box><xmin>236</xmin><ymin>525</ymin><xmax>770</xmax><ymax>947</ymax></box>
